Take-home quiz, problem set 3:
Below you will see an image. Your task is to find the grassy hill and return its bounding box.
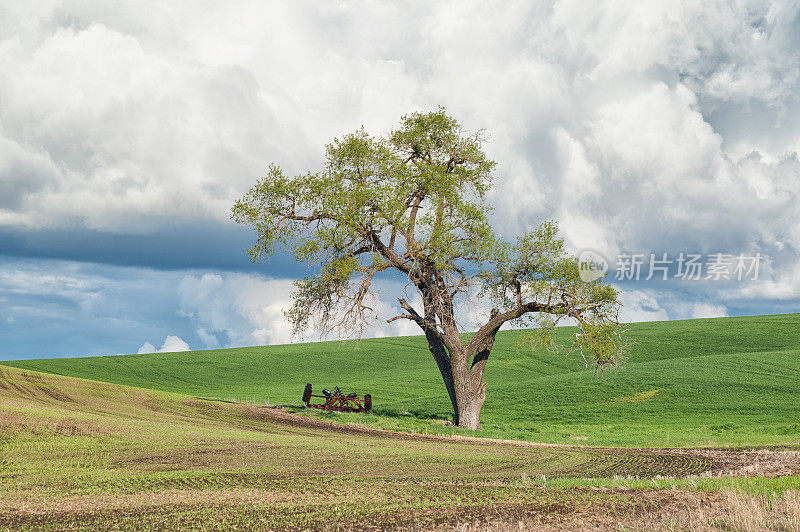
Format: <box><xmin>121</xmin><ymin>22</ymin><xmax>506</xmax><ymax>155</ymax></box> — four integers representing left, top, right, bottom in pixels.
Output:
<box><xmin>5</xmin><ymin>314</ymin><xmax>800</xmax><ymax>447</ymax></box>
<box><xmin>3</xmin><ymin>365</ymin><xmax>763</xmax><ymax>530</ymax></box>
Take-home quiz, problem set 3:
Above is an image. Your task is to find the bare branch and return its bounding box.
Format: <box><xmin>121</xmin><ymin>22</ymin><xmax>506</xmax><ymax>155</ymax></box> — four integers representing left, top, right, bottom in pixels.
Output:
<box><xmin>389</xmin><ymin>297</ymin><xmax>447</xmax><ymax>344</ymax></box>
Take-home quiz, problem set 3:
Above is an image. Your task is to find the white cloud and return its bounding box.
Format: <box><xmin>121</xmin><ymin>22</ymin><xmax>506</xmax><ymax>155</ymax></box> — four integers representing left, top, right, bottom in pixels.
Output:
<box><xmin>177</xmin><ymin>273</ymin><xmax>297</xmax><ymax>347</ymax></box>
<box><xmin>0</xmin><ymin>1</ymin><xmax>797</xmax><ymax>279</ymax></box>
<box><xmin>160</xmin><ymin>335</ymin><xmax>190</xmax><ymax>352</ymax></box>
<box><xmin>0</xmin><ymin>258</ymin><xmax>192</xmax><ymax>360</ymax></box>
<box><xmin>194</xmin><ymin>328</ymin><xmax>219</xmax><ymax>349</ymax></box>
<box><xmin>1</xmin><ymin>1</ymin><xmax>799</xmax><ymax>361</ymax></box>
<box><xmin>691</xmin><ymin>302</ymin><xmax>729</xmax><ymax>319</ymax></box>
<box><xmin>137</xmin><ymin>335</ymin><xmax>190</xmax><ymax>354</ymax></box>
<box><xmin>137</xmin><ymin>341</ymin><xmax>155</xmax><ymax>354</ymax></box>
<box><xmin>618</xmin><ymin>289</ymin><xmax>670</xmax><ymax>323</ymax></box>
<box><xmin>178</xmin><ymin>272</ymin><xmax>426</xmax><ymax>348</ymax></box>
<box><xmin>726</xmin><ymin>258</ymin><xmax>800</xmax><ymax>301</ymax></box>
<box><xmin>0</xmin><ymin>3</ymin><xmax>424</xmax><ymax>232</ymax></box>
<box><xmin>617</xmin><ymin>288</ymin><xmax>734</xmax><ymax>322</ymax></box>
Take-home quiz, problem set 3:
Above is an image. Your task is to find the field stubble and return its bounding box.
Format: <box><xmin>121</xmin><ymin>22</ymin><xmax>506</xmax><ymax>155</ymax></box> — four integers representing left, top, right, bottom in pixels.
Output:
<box><xmin>3</xmin><ymin>312</ymin><xmax>800</xmax><ymax>530</ymax></box>
<box><xmin>1</xmin><ymin>366</ymin><xmax>799</xmax><ymax>530</ymax></box>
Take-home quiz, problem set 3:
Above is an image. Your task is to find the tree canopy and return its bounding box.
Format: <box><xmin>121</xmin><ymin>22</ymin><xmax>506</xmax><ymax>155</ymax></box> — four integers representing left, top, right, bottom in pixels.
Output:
<box><xmin>233</xmin><ymin>108</ymin><xmax>626</xmax><ymax>429</ymax></box>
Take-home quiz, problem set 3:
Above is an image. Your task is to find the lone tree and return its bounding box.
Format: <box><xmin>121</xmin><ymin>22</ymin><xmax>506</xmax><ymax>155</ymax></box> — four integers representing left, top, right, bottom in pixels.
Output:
<box><xmin>233</xmin><ymin>109</ymin><xmax>626</xmax><ymax>430</ymax></box>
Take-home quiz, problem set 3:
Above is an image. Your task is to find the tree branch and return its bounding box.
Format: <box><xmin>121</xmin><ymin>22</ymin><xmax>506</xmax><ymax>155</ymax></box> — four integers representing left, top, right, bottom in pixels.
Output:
<box><xmin>367</xmin><ymin>230</ymin><xmax>412</xmax><ymax>274</ymax></box>
<box><xmin>404</xmin><ymin>188</ymin><xmax>426</xmax><ymax>251</ymax></box>
<box><xmin>465</xmin><ymin>301</ymin><xmax>565</xmax><ymax>355</ymax></box>
<box><xmin>387</xmin><ymin>297</ymin><xmax>447</xmax><ymax>343</ymax></box>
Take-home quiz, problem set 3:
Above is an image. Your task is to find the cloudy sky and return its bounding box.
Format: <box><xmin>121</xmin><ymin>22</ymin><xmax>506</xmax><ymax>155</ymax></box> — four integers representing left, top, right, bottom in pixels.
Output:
<box><xmin>1</xmin><ymin>1</ymin><xmax>799</xmax><ymax>360</ymax></box>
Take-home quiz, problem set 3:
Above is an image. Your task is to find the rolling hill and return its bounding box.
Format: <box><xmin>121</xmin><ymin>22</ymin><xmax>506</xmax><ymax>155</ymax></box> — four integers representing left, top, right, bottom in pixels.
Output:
<box><xmin>5</xmin><ymin>313</ymin><xmax>800</xmax><ymax>447</ymax></box>
<box><xmin>1</xmin><ymin>364</ymin><xmax>752</xmax><ymax>530</ymax></box>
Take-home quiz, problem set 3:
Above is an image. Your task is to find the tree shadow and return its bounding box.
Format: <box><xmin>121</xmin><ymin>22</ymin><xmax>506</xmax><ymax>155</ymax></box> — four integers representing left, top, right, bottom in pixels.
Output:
<box><xmin>369</xmin><ymin>407</ymin><xmax>453</xmax><ymax>423</ymax></box>
<box><xmin>282</xmin><ymin>403</ymin><xmax>454</xmax><ymax>424</ymax></box>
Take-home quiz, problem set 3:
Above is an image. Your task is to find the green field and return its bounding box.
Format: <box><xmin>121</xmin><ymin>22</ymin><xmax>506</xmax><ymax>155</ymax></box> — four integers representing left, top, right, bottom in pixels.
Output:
<box><xmin>6</xmin><ymin>313</ymin><xmax>800</xmax><ymax>448</ymax></box>
<box><xmin>2</xmin><ymin>314</ymin><xmax>800</xmax><ymax>529</ymax></box>
<box><xmin>2</xmin><ymin>364</ymin><xmax>799</xmax><ymax>530</ymax></box>
<box><xmin>1</xmin><ymin>365</ymin><xmax>762</xmax><ymax>530</ymax></box>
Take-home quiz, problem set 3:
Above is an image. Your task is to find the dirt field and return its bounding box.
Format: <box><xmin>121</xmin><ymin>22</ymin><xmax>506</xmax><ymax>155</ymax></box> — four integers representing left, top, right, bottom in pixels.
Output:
<box><xmin>1</xmin><ymin>365</ymin><xmax>799</xmax><ymax>530</ymax></box>
<box><xmin>257</xmin><ymin>405</ymin><xmax>800</xmax><ymax>479</ymax></box>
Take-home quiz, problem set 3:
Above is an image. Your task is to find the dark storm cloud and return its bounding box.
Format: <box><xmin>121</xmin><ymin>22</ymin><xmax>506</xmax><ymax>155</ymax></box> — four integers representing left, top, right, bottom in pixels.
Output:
<box><xmin>1</xmin><ymin>1</ymin><xmax>800</xmax><ymax>359</ymax></box>
<box><xmin>0</xmin><ymin>220</ymin><xmax>310</xmax><ymax>275</ymax></box>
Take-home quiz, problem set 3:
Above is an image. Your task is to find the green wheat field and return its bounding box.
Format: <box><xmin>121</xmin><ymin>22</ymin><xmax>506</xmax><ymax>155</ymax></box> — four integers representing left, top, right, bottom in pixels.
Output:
<box><xmin>8</xmin><ymin>313</ymin><xmax>800</xmax><ymax>447</ymax></box>
<box><xmin>1</xmin><ymin>314</ymin><xmax>799</xmax><ymax>529</ymax></box>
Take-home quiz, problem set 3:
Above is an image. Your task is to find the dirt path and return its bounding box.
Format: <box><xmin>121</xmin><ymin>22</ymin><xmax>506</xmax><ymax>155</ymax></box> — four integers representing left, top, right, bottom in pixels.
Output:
<box><xmin>253</xmin><ymin>405</ymin><xmax>800</xmax><ymax>478</ymax></box>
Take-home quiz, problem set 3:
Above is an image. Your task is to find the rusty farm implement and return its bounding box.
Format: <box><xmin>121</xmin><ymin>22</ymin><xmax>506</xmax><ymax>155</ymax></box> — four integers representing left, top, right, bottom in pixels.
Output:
<box><xmin>302</xmin><ymin>383</ymin><xmax>372</xmax><ymax>412</ymax></box>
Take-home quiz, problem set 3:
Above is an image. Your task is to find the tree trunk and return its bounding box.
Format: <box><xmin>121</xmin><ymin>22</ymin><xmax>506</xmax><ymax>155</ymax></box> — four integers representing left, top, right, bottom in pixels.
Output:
<box><xmin>418</xmin><ymin>288</ymin><xmax>499</xmax><ymax>430</ymax></box>
<box><xmin>450</xmin><ymin>347</ymin><xmax>488</xmax><ymax>430</ymax></box>
<box><xmin>457</xmin><ymin>394</ymin><xmax>485</xmax><ymax>430</ymax></box>
<box><xmin>423</xmin><ymin>329</ymin><xmax>459</xmax><ymax>425</ymax></box>
<box><xmin>452</xmin><ymin>324</ymin><xmax>499</xmax><ymax>430</ymax></box>
<box><xmin>454</xmin><ymin>381</ymin><xmax>486</xmax><ymax>430</ymax></box>
<box><xmin>423</xmin><ymin>337</ymin><xmax>487</xmax><ymax>430</ymax></box>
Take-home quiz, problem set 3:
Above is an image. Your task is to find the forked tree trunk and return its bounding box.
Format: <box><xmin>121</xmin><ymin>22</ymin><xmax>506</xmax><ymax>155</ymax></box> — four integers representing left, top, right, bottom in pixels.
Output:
<box><xmin>423</xmin><ymin>339</ymin><xmax>491</xmax><ymax>430</ymax></box>
<box><xmin>428</xmin><ymin>325</ymin><xmax>499</xmax><ymax>431</ymax></box>
<box><xmin>420</xmin><ymin>288</ymin><xmax>500</xmax><ymax>429</ymax></box>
